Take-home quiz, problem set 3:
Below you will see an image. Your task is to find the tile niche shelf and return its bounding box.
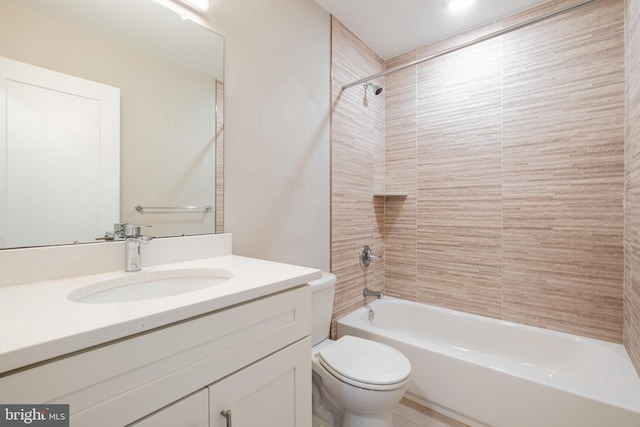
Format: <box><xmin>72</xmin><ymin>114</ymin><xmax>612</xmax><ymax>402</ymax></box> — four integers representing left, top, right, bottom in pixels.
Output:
<box><xmin>372</xmin><ymin>192</ymin><xmax>409</xmax><ymax>198</ymax></box>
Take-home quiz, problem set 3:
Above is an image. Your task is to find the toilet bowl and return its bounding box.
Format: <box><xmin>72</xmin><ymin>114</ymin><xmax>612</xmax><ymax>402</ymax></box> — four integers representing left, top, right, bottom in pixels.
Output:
<box><xmin>312</xmin><ymin>335</ymin><xmax>410</xmax><ymax>427</ymax></box>
<box><xmin>309</xmin><ymin>273</ymin><xmax>412</xmax><ymax>427</ymax></box>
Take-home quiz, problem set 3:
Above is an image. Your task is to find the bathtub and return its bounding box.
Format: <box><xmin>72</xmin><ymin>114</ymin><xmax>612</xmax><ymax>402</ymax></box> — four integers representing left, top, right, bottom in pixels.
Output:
<box><xmin>337</xmin><ymin>297</ymin><xmax>640</xmax><ymax>427</ymax></box>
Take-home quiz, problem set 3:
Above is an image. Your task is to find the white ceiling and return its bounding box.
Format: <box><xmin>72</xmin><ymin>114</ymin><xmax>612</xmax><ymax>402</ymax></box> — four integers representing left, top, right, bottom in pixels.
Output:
<box><xmin>313</xmin><ymin>0</ymin><xmax>551</xmax><ymax>59</ymax></box>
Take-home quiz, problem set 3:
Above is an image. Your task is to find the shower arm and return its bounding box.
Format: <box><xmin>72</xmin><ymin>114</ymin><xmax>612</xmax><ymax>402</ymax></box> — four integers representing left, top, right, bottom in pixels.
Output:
<box><xmin>341</xmin><ymin>0</ymin><xmax>600</xmax><ymax>91</ymax></box>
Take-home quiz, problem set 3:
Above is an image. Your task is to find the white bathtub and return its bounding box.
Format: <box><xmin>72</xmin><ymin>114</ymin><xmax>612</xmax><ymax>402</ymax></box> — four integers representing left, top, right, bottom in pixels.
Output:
<box><xmin>337</xmin><ymin>297</ymin><xmax>640</xmax><ymax>427</ymax></box>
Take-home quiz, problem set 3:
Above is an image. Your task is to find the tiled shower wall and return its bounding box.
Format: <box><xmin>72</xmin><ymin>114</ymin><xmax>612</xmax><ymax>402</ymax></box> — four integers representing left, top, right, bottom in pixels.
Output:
<box><xmin>330</xmin><ymin>18</ymin><xmax>386</xmax><ymax>335</ymax></box>
<box><xmin>384</xmin><ymin>0</ymin><xmax>625</xmax><ymax>342</ymax></box>
<box><xmin>332</xmin><ymin>0</ymin><xmax>627</xmax><ymax>343</ymax></box>
<box><xmin>625</xmin><ymin>0</ymin><xmax>640</xmax><ymax>372</ymax></box>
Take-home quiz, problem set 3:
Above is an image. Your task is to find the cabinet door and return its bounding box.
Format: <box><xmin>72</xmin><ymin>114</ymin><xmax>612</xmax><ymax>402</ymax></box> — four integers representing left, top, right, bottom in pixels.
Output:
<box><xmin>209</xmin><ymin>338</ymin><xmax>311</xmax><ymax>427</ymax></box>
<box><xmin>129</xmin><ymin>389</ymin><xmax>208</xmax><ymax>427</ymax></box>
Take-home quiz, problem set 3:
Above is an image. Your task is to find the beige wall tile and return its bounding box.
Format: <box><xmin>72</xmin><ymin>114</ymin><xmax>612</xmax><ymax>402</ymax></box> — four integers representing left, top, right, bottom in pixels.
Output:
<box><xmin>502</xmin><ymin>0</ymin><xmax>625</xmax><ymax>342</ymax></box>
<box><xmin>331</xmin><ymin>17</ymin><xmax>385</xmax><ymax>336</ymax></box>
<box><xmin>333</xmin><ymin>0</ymin><xmax>627</xmax><ymax>344</ymax></box>
<box><xmin>625</xmin><ymin>0</ymin><xmax>640</xmax><ymax>372</ymax></box>
<box><xmin>415</xmin><ymin>36</ymin><xmax>504</xmax><ymax>319</ymax></box>
<box><xmin>384</xmin><ymin>50</ymin><xmax>418</xmax><ymax>301</ymax></box>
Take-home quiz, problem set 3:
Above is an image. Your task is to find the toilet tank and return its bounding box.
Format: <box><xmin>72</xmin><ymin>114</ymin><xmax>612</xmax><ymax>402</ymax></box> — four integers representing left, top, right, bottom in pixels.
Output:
<box><xmin>309</xmin><ymin>272</ymin><xmax>336</xmax><ymax>346</ymax></box>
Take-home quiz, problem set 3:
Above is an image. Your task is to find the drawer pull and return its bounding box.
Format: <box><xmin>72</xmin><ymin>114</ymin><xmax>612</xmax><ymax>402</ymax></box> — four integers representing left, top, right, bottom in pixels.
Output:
<box><xmin>221</xmin><ymin>409</ymin><xmax>232</xmax><ymax>427</ymax></box>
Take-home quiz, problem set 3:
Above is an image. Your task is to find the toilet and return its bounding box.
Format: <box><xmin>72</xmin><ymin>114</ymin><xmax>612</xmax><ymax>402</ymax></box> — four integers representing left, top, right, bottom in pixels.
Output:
<box><xmin>310</xmin><ymin>272</ymin><xmax>411</xmax><ymax>427</ymax></box>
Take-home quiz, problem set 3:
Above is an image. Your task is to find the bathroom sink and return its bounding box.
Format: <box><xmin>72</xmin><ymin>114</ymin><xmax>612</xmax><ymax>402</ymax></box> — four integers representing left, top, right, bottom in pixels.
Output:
<box><xmin>68</xmin><ymin>268</ymin><xmax>233</xmax><ymax>304</ymax></box>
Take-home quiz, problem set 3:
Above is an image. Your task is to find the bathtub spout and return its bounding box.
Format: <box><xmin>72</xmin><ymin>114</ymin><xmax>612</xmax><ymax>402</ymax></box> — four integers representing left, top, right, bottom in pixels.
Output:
<box><xmin>363</xmin><ymin>287</ymin><xmax>383</xmax><ymax>299</ymax></box>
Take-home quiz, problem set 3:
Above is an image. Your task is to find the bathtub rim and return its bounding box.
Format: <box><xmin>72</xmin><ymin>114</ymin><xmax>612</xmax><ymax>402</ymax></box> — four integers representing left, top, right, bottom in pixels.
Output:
<box><xmin>337</xmin><ymin>296</ymin><xmax>640</xmax><ymax>415</ymax></box>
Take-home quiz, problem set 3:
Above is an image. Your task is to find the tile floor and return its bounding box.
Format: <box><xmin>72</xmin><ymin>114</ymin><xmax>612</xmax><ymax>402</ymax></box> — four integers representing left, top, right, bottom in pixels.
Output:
<box><xmin>392</xmin><ymin>399</ymin><xmax>469</xmax><ymax>427</ymax></box>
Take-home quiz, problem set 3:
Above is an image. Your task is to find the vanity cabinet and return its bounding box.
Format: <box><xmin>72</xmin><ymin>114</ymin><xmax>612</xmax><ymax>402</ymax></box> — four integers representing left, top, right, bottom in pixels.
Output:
<box><xmin>209</xmin><ymin>338</ymin><xmax>310</xmax><ymax>427</ymax></box>
<box><xmin>129</xmin><ymin>389</ymin><xmax>209</xmax><ymax>427</ymax></box>
<box><xmin>0</xmin><ymin>285</ymin><xmax>311</xmax><ymax>427</ymax></box>
<box><xmin>129</xmin><ymin>338</ymin><xmax>309</xmax><ymax>427</ymax></box>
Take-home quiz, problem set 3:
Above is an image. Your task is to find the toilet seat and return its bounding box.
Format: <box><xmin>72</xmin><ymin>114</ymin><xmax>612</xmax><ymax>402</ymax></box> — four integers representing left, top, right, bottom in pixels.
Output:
<box><xmin>317</xmin><ymin>335</ymin><xmax>411</xmax><ymax>391</ymax></box>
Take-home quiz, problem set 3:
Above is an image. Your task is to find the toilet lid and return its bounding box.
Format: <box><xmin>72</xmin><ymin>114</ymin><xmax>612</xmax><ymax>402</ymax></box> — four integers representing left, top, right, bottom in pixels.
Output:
<box><xmin>318</xmin><ymin>335</ymin><xmax>411</xmax><ymax>390</ymax></box>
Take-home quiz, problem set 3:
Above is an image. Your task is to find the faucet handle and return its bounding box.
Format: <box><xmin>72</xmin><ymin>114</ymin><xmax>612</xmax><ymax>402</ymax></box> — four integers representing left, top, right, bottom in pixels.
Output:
<box><xmin>124</xmin><ymin>224</ymin><xmax>152</xmax><ymax>237</ymax></box>
<box><xmin>98</xmin><ymin>224</ymin><xmax>128</xmax><ymax>241</ymax></box>
<box><xmin>359</xmin><ymin>245</ymin><xmax>383</xmax><ymax>268</ymax></box>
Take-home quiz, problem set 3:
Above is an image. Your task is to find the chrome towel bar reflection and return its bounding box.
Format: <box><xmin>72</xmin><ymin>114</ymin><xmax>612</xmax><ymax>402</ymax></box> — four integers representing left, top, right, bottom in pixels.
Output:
<box><xmin>135</xmin><ymin>204</ymin><xmax>213</xmax><ymax>213</ymax></box>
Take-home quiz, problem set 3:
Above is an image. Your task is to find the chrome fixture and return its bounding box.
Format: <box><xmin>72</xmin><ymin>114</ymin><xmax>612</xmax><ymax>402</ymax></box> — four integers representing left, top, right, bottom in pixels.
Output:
<box><xmin>124</xmin><ymin>224</ymin><xmax>153</xmax><ymax>272</ymax></box>
<box><xmin>363</xmin><ymin>287</ymin><xmax>383</xmax><ymax>299</ymax></box>
<box><xmin>221</xmin><ymin>409</ymin><xmax>232</xmax><ymax>427</ymax></box>
<box><xmin>97</xmin><ymin>223</ymin><xmax>127</xmax><ymax>241</ymax></box>
<box><xmin>359</xmin><ymin>245</ymin><xmax>383</xmax><ymax>268</ymax></box>
<box><xmin>135</xmin><ymin>204</ymin><xmax>213</xmax><ymax>213</ymax></box>
<box><xmin>363</xmin><ymin>82</ymin><xmax>383</xmax><ymax>95</ymax></box>
<box><xmin>366</xmin><ymin>305</ymin><xmax>376</xmax><ymax>321</ymax></box>
<box><xmin>342</xmin><ymin>0</ymin><xmax>600</xmax><ymax>91</ymax></box>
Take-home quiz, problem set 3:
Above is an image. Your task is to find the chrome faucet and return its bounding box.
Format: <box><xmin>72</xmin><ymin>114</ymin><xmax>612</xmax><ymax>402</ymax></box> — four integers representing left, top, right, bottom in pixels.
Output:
<box><xmin>97</xmin><ymin>223</ymin><xmax>127</xmax><ymax>241</ymax></box>
<box><xmin>363</xmin><ymin>287</ymin><xmax>383</xmax><ymax>299</ymax></box>
<box><xmin>359</xmin><ymin>245</ymin><xmax>383</xmax><ymax>268</ymax></box>
<box><xmin>124</xmin><ymin>224</ymin><xmax>153</xmax><ymax>272</ymax></box>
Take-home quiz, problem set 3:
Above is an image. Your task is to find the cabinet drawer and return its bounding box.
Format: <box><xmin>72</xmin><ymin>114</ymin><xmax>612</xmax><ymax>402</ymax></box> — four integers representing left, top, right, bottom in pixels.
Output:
<box><xmin>0</xmin><ymin>286</ymin><xmax>311</xmax><ymax>427</ymax></box>
<box><xmin>129</xmin><ymin>389</ymin><xmax>208</xmax><ymax>427</ymax></box>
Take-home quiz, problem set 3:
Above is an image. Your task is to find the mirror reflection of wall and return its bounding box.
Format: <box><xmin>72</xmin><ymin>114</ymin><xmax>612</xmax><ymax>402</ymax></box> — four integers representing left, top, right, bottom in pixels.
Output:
<box><xmin>215</xmin><ymin>80</ymin><xmax>224</xmax><ymax>234</ymax></box>
<box><xmin>0</xmin><ymin>56</ymin><xmax>120</xmax><ymax>248</ymax></box>
<box><xmin>0</xmin><ymin>0</ymin><xmax>224</xmax><ymax>249</ymax></box>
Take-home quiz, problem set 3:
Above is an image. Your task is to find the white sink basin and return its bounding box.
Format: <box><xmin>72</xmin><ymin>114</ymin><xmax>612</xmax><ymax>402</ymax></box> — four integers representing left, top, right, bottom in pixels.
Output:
<box><xmin>68</xmin><ymin>268</ymin><xmax>233</xmax><ymax>304</ymax></box>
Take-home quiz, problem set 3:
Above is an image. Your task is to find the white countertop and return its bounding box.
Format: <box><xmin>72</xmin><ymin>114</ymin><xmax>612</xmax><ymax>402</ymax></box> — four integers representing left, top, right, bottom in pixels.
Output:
<box><xmin>0</xmin><ymin>255</ymin><xmax>321</xmax><ymax>374</ymax></box>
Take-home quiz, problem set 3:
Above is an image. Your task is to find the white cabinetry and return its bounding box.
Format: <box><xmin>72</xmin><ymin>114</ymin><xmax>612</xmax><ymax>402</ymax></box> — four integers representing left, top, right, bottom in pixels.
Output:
<box><xmin>0</xmin><ymin>286</ymin><xmax>311</xmax><ymax>427</ymax></box>
<box><xmin>209</xmin><ymin>338</ymin><xmax>310</xmax><ymax>427</ymax></box>
<box><xmin>130</xmin><ymin>389</ymin><xmax>209</xmax><ymax>427</ymax></box>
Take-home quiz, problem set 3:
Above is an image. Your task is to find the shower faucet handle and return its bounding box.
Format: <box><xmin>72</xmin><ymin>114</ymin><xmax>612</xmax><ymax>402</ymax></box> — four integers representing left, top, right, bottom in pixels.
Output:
<box><xmin>359</xmin><ymin>245</ymin><xmax>383</xmax><ymax>268</ymax></box>
<box><xmin>368</xmin><ymin>252</ymin><xmax>382</xmax><ymax>261</ymax></box>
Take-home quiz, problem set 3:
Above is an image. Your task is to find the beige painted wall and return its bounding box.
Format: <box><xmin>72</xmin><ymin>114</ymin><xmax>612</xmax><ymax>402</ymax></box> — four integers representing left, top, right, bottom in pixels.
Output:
<box><xmin>204</xmin><ymin>0</ymin><xmax>331</xmax><ymax>271</ymax></box>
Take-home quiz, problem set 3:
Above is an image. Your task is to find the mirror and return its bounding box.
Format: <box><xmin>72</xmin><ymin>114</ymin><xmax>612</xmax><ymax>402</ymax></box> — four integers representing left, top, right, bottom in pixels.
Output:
<box><xmin>0</xmin><ymin>0</ymin><xmax>224</xmax><ymax>249</ymax></box>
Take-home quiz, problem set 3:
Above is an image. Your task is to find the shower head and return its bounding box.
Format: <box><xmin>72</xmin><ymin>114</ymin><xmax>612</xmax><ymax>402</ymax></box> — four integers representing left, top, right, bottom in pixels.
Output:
<box><xmin>364</xmin><ymin>82</ymin><xmax>383</xmax><ymax>95</ymax></box>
